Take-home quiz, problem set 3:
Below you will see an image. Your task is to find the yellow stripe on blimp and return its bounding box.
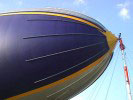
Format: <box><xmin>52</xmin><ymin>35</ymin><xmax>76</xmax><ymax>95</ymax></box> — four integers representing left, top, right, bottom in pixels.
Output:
<box><xmin>0</xmin><ymin>11</ymin><xmax>105</xmax><ymax>35</ymax></box>
<box><xmin>1</xmin><ymin>11</ymin><xmax>118</xmax><ymax>99</ymax></box>
<box><xmin>7</xmin><ymin>41</ymin><xmax>117</xmax><ymax>100</ymax></box>
<box><xmin>0</xmin><ymin>11</ymin><xmax>117</xmax><ymax>48</ymax></box>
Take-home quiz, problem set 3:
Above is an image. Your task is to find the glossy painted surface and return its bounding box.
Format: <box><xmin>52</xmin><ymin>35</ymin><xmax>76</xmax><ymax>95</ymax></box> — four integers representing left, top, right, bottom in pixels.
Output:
<box><xmin>0</xmin><ymin>12</ymin><xmax>109</xmax><ymax>99</ymax></box>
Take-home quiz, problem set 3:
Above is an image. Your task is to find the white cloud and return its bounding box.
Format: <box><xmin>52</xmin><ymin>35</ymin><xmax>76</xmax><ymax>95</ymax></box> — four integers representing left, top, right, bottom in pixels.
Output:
<box><xmin>117</xmin><ymin>2</ymin><xmax>129</xmax><ymax>8</ymax></box>
<box><xmin>74</xmin><ymin>0</ymin><xmax>85</xmax><ymax>5</ymax></box>
<box><xmin>119</xmin><ymin>8</ymin><xmax>130</xmax><ymax>19</ymax></box>
<box><xmin>71</xmin><ymin>95</ymin><xmax>85</xmax><ymax>100</ymax></box>
<box><xmin>117</xmin><ymin>2</ymin><xmax>131</xmax><ymax>20</ymax></box>
<box><xmin>17</xmin><ymin>0</ymin><xmax>23</xmax><ymax>6</ymax></box>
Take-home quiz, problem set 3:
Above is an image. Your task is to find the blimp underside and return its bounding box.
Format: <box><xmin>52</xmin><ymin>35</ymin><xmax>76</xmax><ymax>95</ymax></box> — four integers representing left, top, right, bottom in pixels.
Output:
<box><xmin>0</xmin><ymin>8</ymin><xmax>117</xmax><ymax>100</ymax></box>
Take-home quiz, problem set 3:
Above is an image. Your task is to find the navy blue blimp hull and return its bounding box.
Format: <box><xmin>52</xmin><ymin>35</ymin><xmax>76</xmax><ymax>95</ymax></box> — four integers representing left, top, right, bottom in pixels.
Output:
<box><xmin>0</xmin><ymin>9</ymin><xmax>115</xmax><ymax>100</ymax></box>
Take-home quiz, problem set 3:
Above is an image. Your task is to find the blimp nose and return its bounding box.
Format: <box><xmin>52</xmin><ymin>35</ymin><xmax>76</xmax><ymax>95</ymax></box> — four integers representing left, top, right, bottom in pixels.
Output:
<box><xmin>105</xmin><ymin>31</ymin><xmax>118</xmax><ymax>52</ymax></box>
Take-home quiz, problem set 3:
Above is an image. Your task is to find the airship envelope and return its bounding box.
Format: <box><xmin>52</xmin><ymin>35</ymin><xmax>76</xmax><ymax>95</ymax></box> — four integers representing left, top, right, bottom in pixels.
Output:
<box><xmin>0</xmin><ymin>8</ymin><xmax>118</xmax><ymax>100</ymax></box>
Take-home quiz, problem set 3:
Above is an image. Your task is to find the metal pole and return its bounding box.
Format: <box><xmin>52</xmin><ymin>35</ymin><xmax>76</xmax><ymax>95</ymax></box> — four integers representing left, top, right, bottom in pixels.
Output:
<box><xmin>119</xmin><ymin>34</ymin><xmax>132</xmax><ymax>100</ymax></box>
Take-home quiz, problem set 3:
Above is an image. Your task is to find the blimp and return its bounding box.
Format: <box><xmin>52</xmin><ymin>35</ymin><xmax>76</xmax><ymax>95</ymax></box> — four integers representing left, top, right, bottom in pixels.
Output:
<box><xmin>0</xmin><ymin>8</ymin><xmax>118</xmax><ymax>100</ymax></box>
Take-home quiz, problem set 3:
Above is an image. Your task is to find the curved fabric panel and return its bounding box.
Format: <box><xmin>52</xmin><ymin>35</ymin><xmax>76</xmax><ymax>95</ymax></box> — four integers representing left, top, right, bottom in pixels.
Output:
<box><xmin>0</xmin><ymin>14</ymin><xmax>109</xmax><ymax>99</ymax></box>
